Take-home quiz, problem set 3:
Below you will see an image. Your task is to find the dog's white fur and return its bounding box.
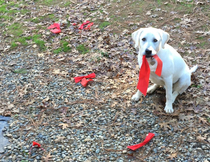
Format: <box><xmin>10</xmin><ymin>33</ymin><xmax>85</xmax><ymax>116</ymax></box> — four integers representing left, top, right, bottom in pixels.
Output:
<box><xmin>131</xmin><ymin>27</ymin><xmax>197</xmax><ymax>113</ymax></box>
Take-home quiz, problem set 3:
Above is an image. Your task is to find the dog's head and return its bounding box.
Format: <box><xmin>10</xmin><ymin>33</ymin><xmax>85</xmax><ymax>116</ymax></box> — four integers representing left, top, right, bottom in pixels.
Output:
<box><xmin>132</xmin><ymin>27</ymin><xmax>169</xmax><ymax>57</ymax></box>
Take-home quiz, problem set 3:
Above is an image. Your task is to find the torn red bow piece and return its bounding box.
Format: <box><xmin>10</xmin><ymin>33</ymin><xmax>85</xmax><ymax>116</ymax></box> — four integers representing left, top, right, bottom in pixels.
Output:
<box><xmin>79</xmin><ymin>21</ymin><xmax>94</xmax><ymax>30</ymax></box>
<box><xmin>47</xmin><ymin>23</ymin><xmax>61</xmax><ymax>34</ymax></box>
<box><xmin>29</xmin><ymin>141</ymin><xmax>45</xmax><ymax>154</ymax></box>
<box><xmin>74</xmin><ymin>73</ymin><xmax>96</xmax><ymax>87</ymax></box>
<box><xmin>137</xmin><ymin>55</ymin><xmax>163</xmax><ymax>96</ymax></box>
<box><xmin>127</xmin><ymin>133</ymin><xmax>155</xmax><ymax>151</ymax></box>
<box><xmin>32</xmin><ymin>141</ymin><xmax>41</xmax><ymax>147</ymax></box>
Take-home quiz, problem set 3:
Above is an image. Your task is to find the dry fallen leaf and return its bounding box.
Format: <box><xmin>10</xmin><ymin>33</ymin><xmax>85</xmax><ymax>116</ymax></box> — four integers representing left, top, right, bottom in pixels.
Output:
<box><xmin>168</xmin><ymin>152</ymin><xmax>177</xmax><ymax>160</ymax></box>
<box><xmin>59</xmin><ymin>123</ymin><xmax>69</xmax><ymax>129</ymax></box>
<box><xmin>42</xmin><ymin>151</ymin><xmax>53</xmax><ymax>162</ymax></box>
<box><xmin>159</xmin><ymin>122</ymin><xmax>171</xmax><ymax>130</ymax></box>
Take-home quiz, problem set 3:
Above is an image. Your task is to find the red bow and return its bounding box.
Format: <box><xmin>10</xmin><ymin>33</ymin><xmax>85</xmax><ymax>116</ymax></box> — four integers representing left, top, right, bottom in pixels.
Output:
<box><xmin>29</xmin><ymin>141</ymin><xmax>45</xmax><ymax>154</ymax></box>
<box><xmin>74</xmin><ymin>73</ymin><xmax>96</xmax><ymax>87</ymax></box>
<box><xmin>79</xmin><ymin>21</ymin><xmax>94</xmax><ymax>30</ymax></box>
<box><xmin>48</xmin><ymin>23</ymin><xmax>61</xmax><ymax>34</ymax></box>
<box><xmin>137</xmin><ymin>55</ymin><xmax>162</xmax><ymax>96</ymax></box>
<box><xmin>127</xmin><ymin>133</ymin><xmax>155</xmax><ymax>150</ymax></box>
<box><xmin>32</xmin><ymin>141</ymin><xmax>41</xmax><ymax>147</ymax></box>
<box><xmin>85</xmin><ymin>22</ymin><xmax>94</xmax><ymax>30</ymax></box>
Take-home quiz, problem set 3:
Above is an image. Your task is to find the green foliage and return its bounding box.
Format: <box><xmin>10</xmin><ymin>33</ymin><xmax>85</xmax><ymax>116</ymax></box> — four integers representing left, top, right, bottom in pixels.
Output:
<box><xmin>7</xmin><ymin>23</ymin><xmax>23</xmax><ymax>37</ymax></box>
<box><xmin>0</xmin><ymin>4</ymin><xmax>7</xmax><ymax>13</ymax></box>
<box><xmin>101</xmin><ymin>52</ymin><xmax>109</xmax><ymax>58</ymax></box>
<box><xmin>63</xmin><ymin>2</ymin><xmax>71</xmax><ymax>7</ymax></box>
<box><xmin>0</xmin><ymin>0</ymin><xmax>5</xmax><ymax>5</ymax></box>
<box><xmin>157</xmin><ymin>0</ymin><xmax>162</xmax><ymax>5</ymax></box>
<box><xmin>62</xmin><ymin>41</ymin><xmax>71</xmax><ymax>52</ymax></box>
<box><xmin>53</xmin><ymin>48</ymin><xmax>62</xmax><ymax>54</ymax></box>
<box><xmin>34</xmin><ymin>39</ymin><xmax>45</xmax><ymax>51</ymax></box>
<box><xmin>53</xmin><ymin>41</ymin><xmax>71</xmax><ymax>54</ymax></box>
<box><xmin>31</xmin><ymin>18</ymin><xmax>40</xmax><ymax>23</ymax></box>
<box><xmin>11</xmin><ymin>42</ymin><xmax>18</xmax><ymax>49</ymax></box>
<box><xmin>76</xmin><ymin>44</ymin><xmax>89</xmax><ymax>54</ymax></box>
<box><xmin>16</xmin><ymin>38</ymin><xmax>28</xmax><ymax>46</ymax></box>
<box><xmin>99</xmin><ymin>21</ymin><xmax>111</xmax><ymax>30</ymax></box>
<box><xmin>32</xmin><ymin>35</ymin><xmax>46</xmax><ymax>51</ymax></box>
<box><xmin>13</xmin><ymin>69</ymin><xmax>28</xmax><ymax>74</ymax></box>
<box><xmin>191</xmin><ymin>84</ymin><xmax>202</xmax><ymax>88</ymax></box>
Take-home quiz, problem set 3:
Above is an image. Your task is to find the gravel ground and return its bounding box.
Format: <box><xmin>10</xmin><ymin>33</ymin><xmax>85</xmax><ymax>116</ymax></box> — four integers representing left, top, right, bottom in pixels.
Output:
<box><xmin>0</xmin><ymin>46</ymin><xmax>209</xmax><ymax>162</ymax></box>
<box><xmin>0</xmin><ymin>1</ymin><xmax>210</xmax><ymax>161</ymax></box>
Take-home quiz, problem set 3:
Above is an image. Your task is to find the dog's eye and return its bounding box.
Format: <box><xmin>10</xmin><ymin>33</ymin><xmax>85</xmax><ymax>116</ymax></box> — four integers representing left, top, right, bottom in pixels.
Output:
<box><xmin>153</xmin><ymin>39</ymin><xmax>158</xmax><ymax>42</ymax></box>
<box><xmin>142</xmin><ymin>38</ymin><xmax>146</xmax><ymax>41</ymax></box>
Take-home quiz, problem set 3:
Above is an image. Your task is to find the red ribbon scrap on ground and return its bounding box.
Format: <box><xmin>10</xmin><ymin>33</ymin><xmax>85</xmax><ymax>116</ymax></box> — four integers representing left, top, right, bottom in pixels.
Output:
<box><xmin>74</xmin><ymin>73</ymin><xmax>96</xmax><ymax>87</ymax></box>
<box><xmin>29</xmin><ymin>141</ymin><xmax>45</xmax><ymax>154</ymax></box>
<box><xmin>127</xmin><ymin>133</ymin><xmax>155</xmax><ymax>151</ymax></box>
<box><xmin>137</xmin><ymin>55</ymin><xmax>163</xmax><ymax>96</ymax></box>
<box><xmin>47</xmin><ymin>23</ymin><xmax>61</xmax><ymax>34</ymax></box>
<box><xmin>32</xmin><ymin>141</ymin><xmax>41</xmax><ymax>147</ymax></box>
<box><xmin>79</xmin><ymin>20</ymin><xmax>94</xmax><ymax>30</ymax></box>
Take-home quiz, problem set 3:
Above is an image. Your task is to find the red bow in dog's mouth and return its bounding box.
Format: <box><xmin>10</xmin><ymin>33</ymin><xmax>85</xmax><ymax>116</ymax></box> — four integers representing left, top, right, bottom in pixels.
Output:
<box><xmin>137</xmin><ymin>55</ymin><xmax>163</xmax><ymax>96</ymax></box>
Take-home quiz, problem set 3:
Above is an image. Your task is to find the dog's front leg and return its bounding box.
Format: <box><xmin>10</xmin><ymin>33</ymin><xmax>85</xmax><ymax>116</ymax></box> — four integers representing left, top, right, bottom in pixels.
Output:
<box><xmin>164</xmin><ymin>76</ymin><xmax>174</xmax><ymax>113</ymax></box>
<box><xmin>131</xmin><ymin>90</ymin><xmax>142</xmax><ymax>101</ymax></box>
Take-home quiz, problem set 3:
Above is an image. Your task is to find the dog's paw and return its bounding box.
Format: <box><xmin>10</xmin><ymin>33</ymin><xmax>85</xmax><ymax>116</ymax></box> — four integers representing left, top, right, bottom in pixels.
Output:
<box><xmin>131</xmin><ymin>93</ymin><xmax>141</xmax><ymax>101</ymax></box>
<box><xmin>164</xmin><ymin>106</ymin><xmax>174</xmax><ymax>113</ymax></box>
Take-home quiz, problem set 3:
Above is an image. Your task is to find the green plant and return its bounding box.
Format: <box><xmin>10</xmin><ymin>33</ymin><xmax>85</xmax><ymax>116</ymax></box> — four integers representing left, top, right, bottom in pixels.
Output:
<box><xmin>99</xmin><ymin>21</ymin><xmax>111</xmax><ymax>30</ymax></box>
<box><xmin>76</xmin><ymin>44</ymin><xmax>89</xmax><ymax>54</ymax></box>
<box><xmin>53</xmin><ymin>48</ymin><xmax>62</xmax><ymax>54</ymax></box>
<box><xmin>13</xmin><ymin>69</ymin><xmax>28</xmax><ymax>74</ymax></box>
<box><xmin>7</xmin><ymin>23</ymin><xmax>23</xmax><ymax>37</ymax></box>
<box><xmin>16</xmin><ymin>38</ymin><xmax>28</xmax><ymax>46</ymax></box>
<box><xmin>191</xmin><ymin>84</ymin><xmax>202</xmax><ymax>88</ymax></box>
<box><xmin>32</xmin><ymin>35</ymin><xmax>46</xmax><ymax>51</ymax></box>
<box><xmin>61</xmin><ymin>41</ymin><xmax>71</xmax><ymax>52</ymax></box>
<box><xmin>0</xmin><ymin>4</ymin><xmax>7</xmax><ymax>13</ymax></box>
<box><xmin>11</xmin><ymin>42</ymin><xmax>18</xmax><ymax>49</ymax></box>
<box><xmin>31</xmin><ymin>18</ymin><xmax>40</xmax><ymax>23</ymax></box>
<box><xmin>34</xmin><ymin>39</ymin><xmax>45</xmax><ymax>50</ymax></box>
<box><xmin>63</xmin><ymin>1</ymin><xmax>71</xmax><ymax>7</ymax></box>
<box><xmin>53</xmin><ymin>41</ymin><xmax>71</xmax><ymax>54</ymax></box>
<box><xmin>101</xmin><ymin>52</ymin><xmax>109</xmax><ymax>58</ymax></box>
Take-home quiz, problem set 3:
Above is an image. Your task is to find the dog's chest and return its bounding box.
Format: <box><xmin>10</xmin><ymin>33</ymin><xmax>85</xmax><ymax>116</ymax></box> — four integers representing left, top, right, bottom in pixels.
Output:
<box><xmin>147</xmin><ymin>58</ymin><xmax>165</xmax><ymax>86</ymax></box>
<box><xmin>147</xmin><ymin>58</ymin><xmax>157</xmax><ymax>72</ymax></box>
<box><xmin>150</xmin><ymin>72</ymin><xmax>164</xmax><ymax>86</ymax></box>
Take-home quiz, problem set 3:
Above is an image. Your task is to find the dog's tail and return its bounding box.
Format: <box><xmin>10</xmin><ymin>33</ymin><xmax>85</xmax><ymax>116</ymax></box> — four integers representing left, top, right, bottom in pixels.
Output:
<box><xmin>190</xmin><ymin>65</ymin><xmax>198</xmax><ymax>73</ymax></box>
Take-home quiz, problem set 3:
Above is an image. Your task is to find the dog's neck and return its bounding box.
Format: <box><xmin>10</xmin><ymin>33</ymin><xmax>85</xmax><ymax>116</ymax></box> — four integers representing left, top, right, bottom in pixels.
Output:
<box><xmin>147</xmin><ymin>57</ymin><xmax>156</xmax><ymax>66</ymax></box>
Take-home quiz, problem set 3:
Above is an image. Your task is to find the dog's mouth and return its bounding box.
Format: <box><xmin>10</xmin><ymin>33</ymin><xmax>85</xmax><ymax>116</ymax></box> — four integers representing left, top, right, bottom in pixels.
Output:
<box><xmin>144</xmin><ymin>54</ymin><xmax>155</xmax><ymax>58</ymax></box>
<box><xmin>145</xmin><ymin>55</ymin><xmax>153</xmax><ymax>58</ymax></box>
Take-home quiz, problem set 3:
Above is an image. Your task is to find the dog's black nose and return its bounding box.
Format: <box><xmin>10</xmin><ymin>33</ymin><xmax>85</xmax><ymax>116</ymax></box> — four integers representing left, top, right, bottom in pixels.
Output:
<box><xmin>145</xmin><ymin>49</ymin><xmax>152</xmax><ymax>55</ymax></box>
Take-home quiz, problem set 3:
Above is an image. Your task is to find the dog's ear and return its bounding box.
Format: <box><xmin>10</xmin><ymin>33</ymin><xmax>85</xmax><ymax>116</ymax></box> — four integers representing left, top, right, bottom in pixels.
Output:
<box><xmin>132</xmin><ymin>28</ymin><xmax>144</xmax><ymax>49</ymax></box>
<box><xmin>158</xmin><ymin>29</ymin><xmax>170</xmax><ymax>49</ymax></box>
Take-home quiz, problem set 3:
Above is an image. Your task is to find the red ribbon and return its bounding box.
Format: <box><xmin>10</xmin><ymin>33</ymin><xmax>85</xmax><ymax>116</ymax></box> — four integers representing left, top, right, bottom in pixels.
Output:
<box><xmin>127</xmin><ymin>133</ymin><xmax>155</xmax><ymax>151</ymax></box>
<box><xmin>32</xmin><ymin>141</ymin><xmax>41</xmax><ymax>147</ymax></box>
<box><xmin>79</xmin><ymin>21</ymin><xmax>94</xmax><ymax>30</ymax></box>
<box><xmin>29</xmin><ymin>141</ymin><xmax>45</xmax><ymax>154</ymax></box>
<box><xmin>74</xmin><ymin>73</ymin><xmax>96</xmax><ymax>87</ymax></box>
<box><xmin>137</xmin><ymin>55</ymin><xmax>162</xmax><ymax>96</ymax></box>
<box><xmin>153</xmin><ymin>55</ymin><xmax>163</xmax><ymax>76</ymax></box>
<box><xmin>79</xmin><ymin>21</ymin><xmax>90</xmax><ymax>30</ymax></box>
<box><xmin>80</xmin><ymin>78</ymin><xmax>93</xmax><ymax>87</ymax></box>
<box><xmin>85</xmin><ymin>22</ymin><xmax>94</xmax><ymax>30</ymax></box>
<box><xmin>47</xmin><ymin>23</ymin><xmax>61</xmax><ymax>34</ymax></box>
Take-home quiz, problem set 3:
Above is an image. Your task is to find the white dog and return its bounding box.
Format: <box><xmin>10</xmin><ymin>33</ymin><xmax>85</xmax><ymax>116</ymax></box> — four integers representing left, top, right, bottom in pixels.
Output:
<box><xmin>131</xmin><ymin>27</ymin><xmax>197</xmax><ymax>113</ymax></box>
